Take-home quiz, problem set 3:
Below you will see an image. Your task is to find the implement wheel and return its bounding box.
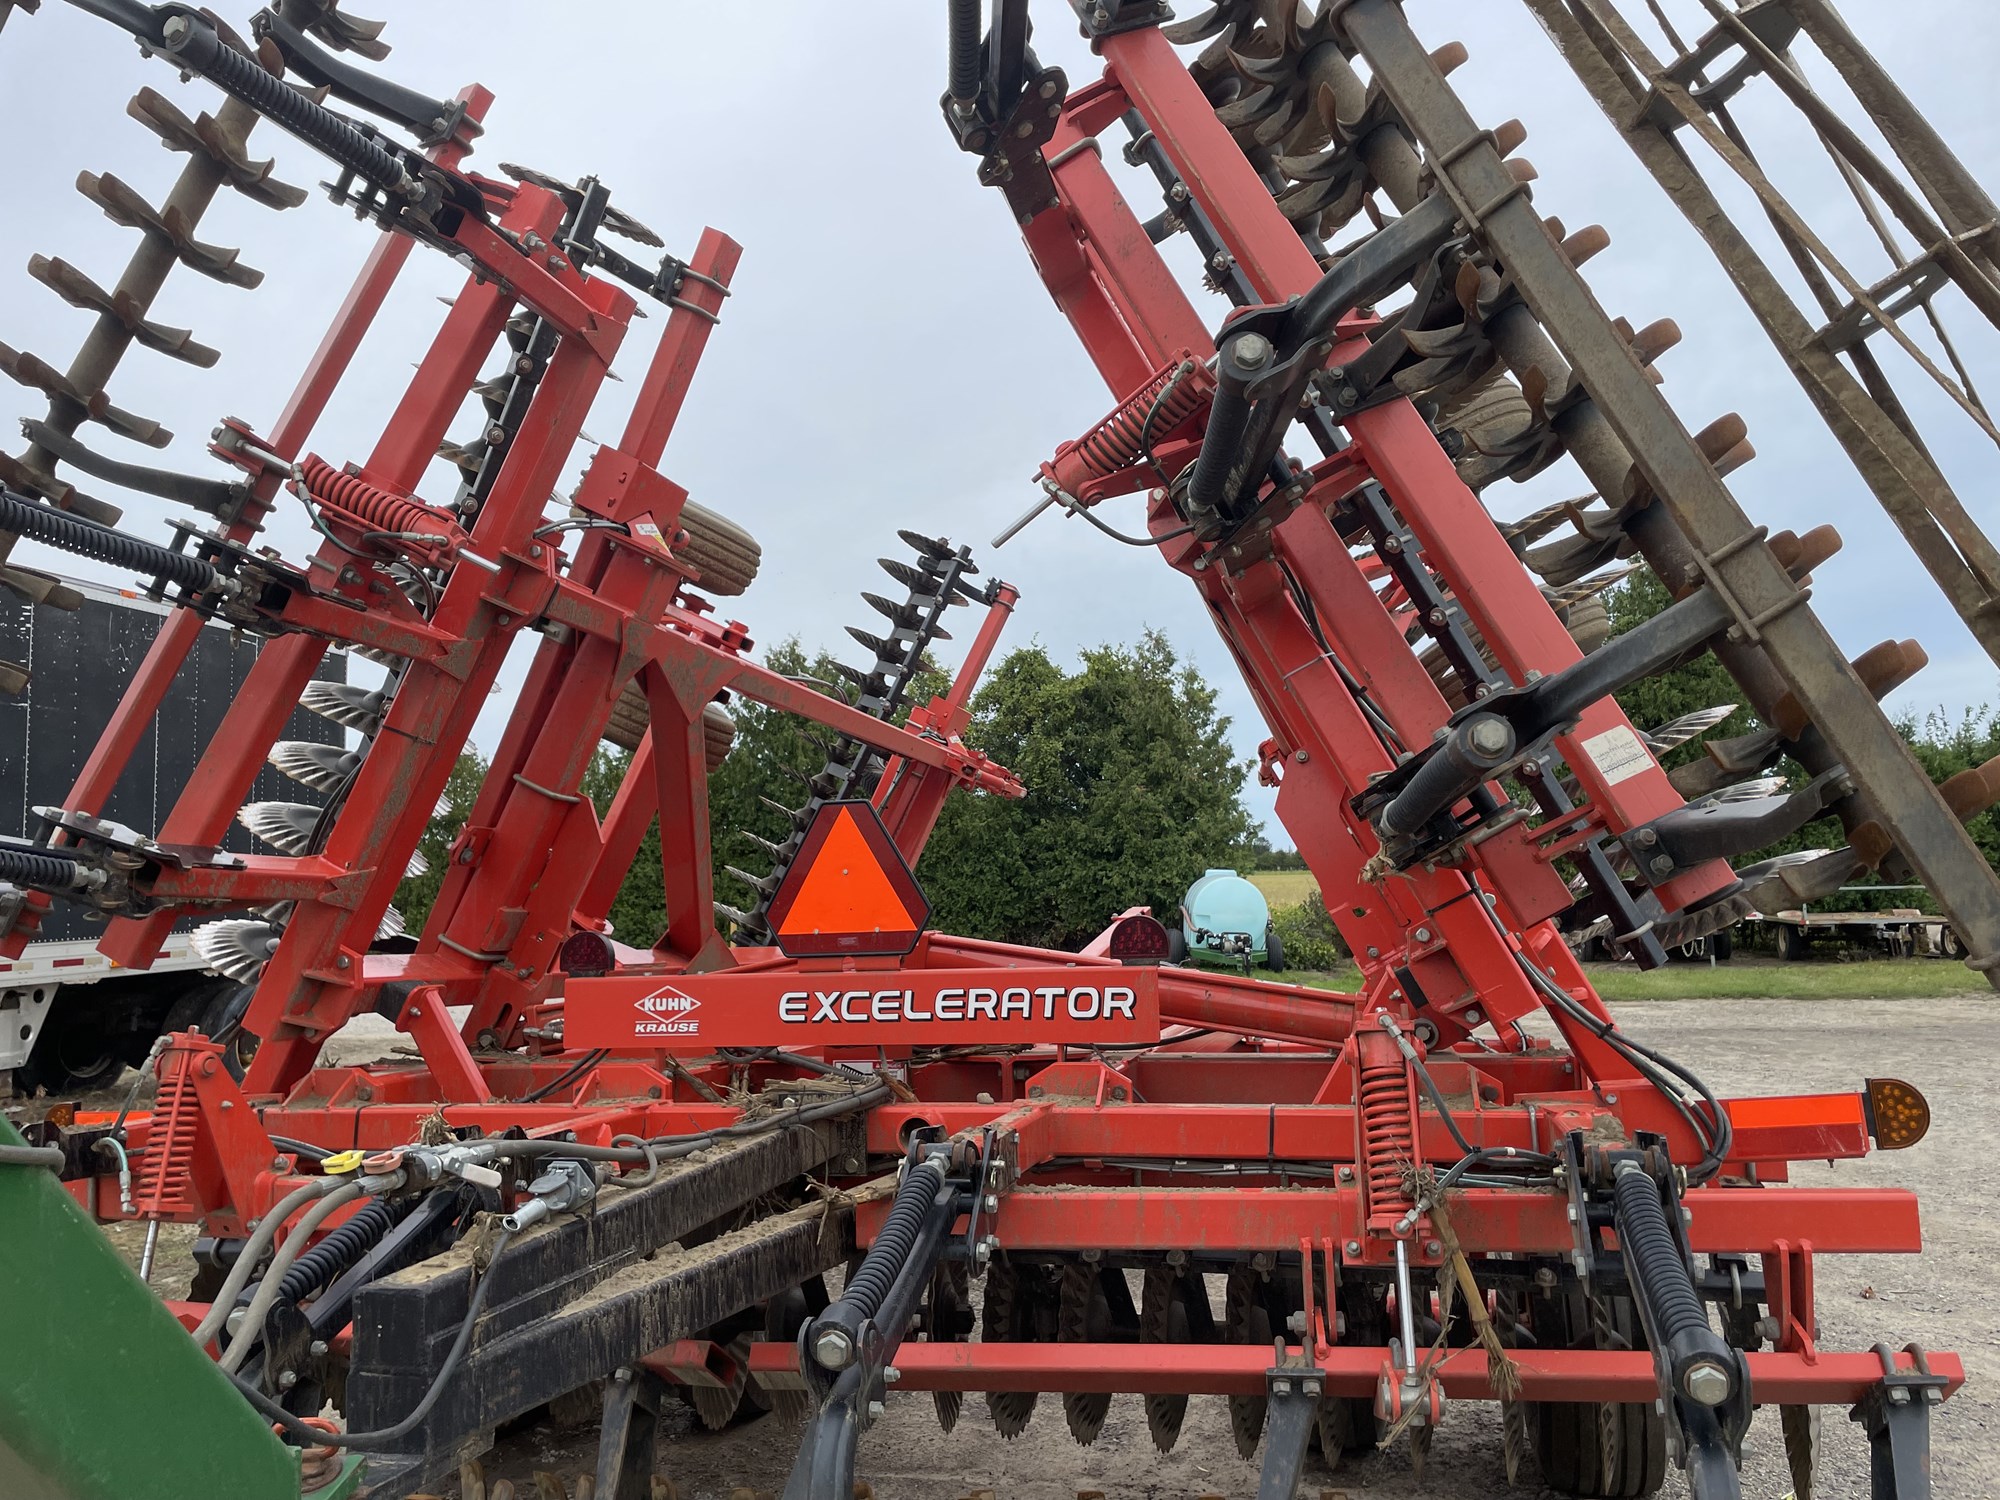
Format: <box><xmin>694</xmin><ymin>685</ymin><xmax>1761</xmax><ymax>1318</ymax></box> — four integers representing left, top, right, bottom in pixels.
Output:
<box><xmin>1527</xmin><ymin>1288</ymin><xmax>1665</xmax><ymax>1498</ymax></box>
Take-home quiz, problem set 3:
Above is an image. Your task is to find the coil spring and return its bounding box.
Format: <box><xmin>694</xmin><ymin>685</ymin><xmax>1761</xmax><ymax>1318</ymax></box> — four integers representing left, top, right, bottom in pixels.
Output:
<box><xmin>1357</xmin><ymin>1052</ymin><xmax>1416</xmax><ymax>1211</ymax></box>
<box><xmin>132</xmin><ymin>1062</ymin><xmax>200</xmax><ymax>1217</ymax></box>
<box><xmin>946</xmin><ymin>0</ymin><xmax>982</xmax><ymax>104</ymax></box>
<box><xmin>0</xmin><ymin>487</ymin><xmax>218</xmax><ymax>593</ymax></box>
<box><xmin>0</xmin><ymin>844</ymin><xmax>93</xmax><ymax>892</ymax></box>
<box><xmin>298</xmin><ymin>455</ymin><xmax>457</xmax><ymax>540</ymax></box>
<box><xmin>837</xmin><ymin>1156</ymin><xmax>947</xmax><ymax>1317</ymax></box>
<box><xmin>168</xmin><ymin>17</ymin><xmax>407</xmax><ymax>192</ymax></box>
<box><xmin>1072</xmin><ymin>354</ymin><xmax>1214</xmax><ymax>477</ymax></box>
<box><xmin>276</xmin><ymin>1195</ymin><xmax>412</xmax><ymax>1303</ymax></box>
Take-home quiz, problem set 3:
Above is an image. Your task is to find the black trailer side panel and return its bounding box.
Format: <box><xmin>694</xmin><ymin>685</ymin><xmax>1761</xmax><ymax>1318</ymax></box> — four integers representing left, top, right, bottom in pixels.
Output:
<box><xmin>0</xmin><ymin>585</ymin><xmax>347</xmax><ymax>943</ymax></box>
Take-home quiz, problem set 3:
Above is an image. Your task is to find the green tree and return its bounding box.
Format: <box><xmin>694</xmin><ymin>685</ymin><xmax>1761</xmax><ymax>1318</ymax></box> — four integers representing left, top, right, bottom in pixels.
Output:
<box><xmin>396</xmin><ymin>750</ymin><xmax>486</xmax><ymax>933</ymax></box>
<box><xmin>578</xmin><ymin>639</ymin><xmax>948</xmax><ymax>944</ymax></box>
<box><xmin>918</xmin><ymin>631</ymin><xmax>1256</xmax><ymax>948</ymax></box>
<box><xmin>1607</xmin><ymin>569</ymin><xmax>1754</xmax><ymax>773</ymax></box>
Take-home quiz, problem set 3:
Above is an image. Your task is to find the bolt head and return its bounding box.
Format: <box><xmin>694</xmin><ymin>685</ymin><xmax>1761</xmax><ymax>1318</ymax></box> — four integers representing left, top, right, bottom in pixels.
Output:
<box><xmin>1346</xmin><ymin>1240</ymin><xmax>1362</xmax><ymax>1257</ymax></box>
<box><xmin>811</xmin><ymin>1324</ymin><xmax>856</xmax><ymax>1370</ymax></box>
<box><xmin>277</xmin><ymin>1370</ymin><xmax>297</xmax><ymax>1391</ymax></box>
<box><xmin>1681</xmin><ymin>1360</ymin><xmax>1733</xmax><ymax>1407</ymax></box>
<box><xmin>1468</xmin><ymin>718</ymin><xmax>1511</xmax><ymax>756</ymax></box>
<box><xmin>867</xmin><ymin>1399</ymin><xmax>886</xmax><ymax>1421</ymax></box>
<box><xmin>1229</xmin><ymin>332</ymin><xmax>1273</xmax><ymax>370</ymax></box>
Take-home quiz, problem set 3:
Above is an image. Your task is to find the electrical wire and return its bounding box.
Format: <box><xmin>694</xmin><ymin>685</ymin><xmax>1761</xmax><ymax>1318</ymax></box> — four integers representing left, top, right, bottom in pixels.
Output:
<box><xmin>233</xmin><ymin>1227</ymin><xmax>516</xmax><ymax>1451</ymax></box>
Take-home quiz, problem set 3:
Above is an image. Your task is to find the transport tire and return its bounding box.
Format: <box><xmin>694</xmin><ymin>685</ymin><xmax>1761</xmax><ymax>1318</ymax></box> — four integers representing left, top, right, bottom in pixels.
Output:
<box><xmin>1527</xmin><ymin>1288</ymin><xmax>1666</xmax><ymax>1497</ymax></box>
<box><xmin>1165</xmin><ymin>928</ymin><xmax>1188</xmax><ymax>965</ymax></box>
<box><xmin>677</xmin><ymin>501</ymin><xmax>762</xmax><ymax>597</ymax></box>
<box><xmin>15</xmin><ymin>1004</ymin><xmax>122</xmax><ymax>1093</ymax></box>
<box><xmin>1263</xmin><ymin>927</ymin><xmax>1286</xmax><ymax>973</ymax></box>
<box><xmin>1774</xmin><ymin>923</ymin><xmax>1809</xmax><ymax>963</ymax></box>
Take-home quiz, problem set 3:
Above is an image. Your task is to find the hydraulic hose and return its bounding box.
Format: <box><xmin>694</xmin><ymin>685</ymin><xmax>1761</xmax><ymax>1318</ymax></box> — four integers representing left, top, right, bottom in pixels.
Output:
<box><xmin>0</xmin><ymin>487</ymin><xmax>217</xmax><ymax>594</ymax></box>
<box><xmin>190</xmin><ymin>1178</ymin><xmax>345</xmax><ymax>1347</ymax></box>
<box><xmin>221</xmin><ymin>1180</ymin><xmax>373</xmax><ymax>1372</ymax></box>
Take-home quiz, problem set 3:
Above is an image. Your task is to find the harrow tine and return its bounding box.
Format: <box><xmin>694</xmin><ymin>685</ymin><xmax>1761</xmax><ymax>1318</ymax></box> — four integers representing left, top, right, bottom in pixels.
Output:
<box><xmin>268</xmin><ymin>740</ymin><xmax>364</xmax><ymax>793</ymax></box>
<box><xmin>845</xmin><ymin>626</ymin><xmax>897</xmax><ymax>661</ymax></box>
<box><xmin>27</xmin><ymin>256</ymin><xmax>220</xmax><ymax>367</ymax></box>
<box><xmin>897</xmin><ymin>527</ymin><xmax>953</xmax><ymax>561</ymax></box>
<box><xmin>189</xmin><ymin>917</ymin><xmax>281</xmax><ymax>982</ymax></box>
<box><xmin>722</xmin><ymin>865</ymin><xmax>780</xmax><ymax>899</ymax></box>
<box><xmin>236</xmin><ymin>801</ymin><xmax>319</xmax><ymax>855</ymax></box>
<box><xmin>299</xmin><ymin>680</ymin><xmax>388</xmax><ymax>734</ymax></box>
<box><xmin>76</xmin><ymin>172</ymin><xmax>262</xmax><ymax>289</ymax></box>
<box><xmin>1639</xmin><ymin>703</ymin><xmax>1738</xmax><ymax>754</ymax></box>
<box><xmin>0</xmin><ymin>339</ymin><xmax>169</xmax><ymax>449</ymax></box>
<box><xmin>125</xmin><ymin>87</ymin><xmax>308</xmax><ymax>210</ymax></box>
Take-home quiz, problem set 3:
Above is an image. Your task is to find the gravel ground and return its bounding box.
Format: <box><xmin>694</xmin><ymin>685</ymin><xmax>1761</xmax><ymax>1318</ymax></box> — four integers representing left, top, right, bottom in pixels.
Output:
<box><xmin>18</xmin><ymin>996</ymin><xmax>1990</xmax><ymax>1497</ymax></box>
<box><xmin>440</xmin><ymin>995</ymin><xmax>1998</xmax><ymax>1499</ymax></box>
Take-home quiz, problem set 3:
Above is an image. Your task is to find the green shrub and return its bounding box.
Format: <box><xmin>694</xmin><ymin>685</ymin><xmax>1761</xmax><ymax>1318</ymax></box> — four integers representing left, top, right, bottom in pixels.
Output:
<box><xmin>1270</xmin><ymin>889</ymin><xmax>1345</xmax><ymax>972</ymax></box>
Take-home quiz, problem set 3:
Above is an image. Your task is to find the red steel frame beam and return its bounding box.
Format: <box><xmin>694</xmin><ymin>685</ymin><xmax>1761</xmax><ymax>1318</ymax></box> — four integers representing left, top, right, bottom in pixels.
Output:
<box><xmin>747</xmin><ymin>1341</ymin><xmax>1962</xmax><ymax>1405</ymax></box>
<box><xmin>0</xmin><ymin>88</ymin><xmax>495</xmax><ymax>961</ymax></box>
<box><xmin>1020</xmin><ymin>37</ymin><xmax>1742</xmax><ymax>1026</ymax></box>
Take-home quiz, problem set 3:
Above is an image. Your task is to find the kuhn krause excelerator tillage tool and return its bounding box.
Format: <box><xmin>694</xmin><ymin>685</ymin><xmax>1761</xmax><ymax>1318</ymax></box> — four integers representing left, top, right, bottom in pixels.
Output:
<box><xmin>0</xmin><ymin>1</ymin><xmax>1993</xmax><ymax>1498</ymax></box>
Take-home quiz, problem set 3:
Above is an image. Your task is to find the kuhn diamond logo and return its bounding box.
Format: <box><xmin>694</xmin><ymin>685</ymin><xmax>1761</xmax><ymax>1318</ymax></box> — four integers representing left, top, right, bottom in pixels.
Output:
<box><xmin>633</xmin><ymin>985</ymin><xmax>701</xmax><ymax>1036</ymax></box>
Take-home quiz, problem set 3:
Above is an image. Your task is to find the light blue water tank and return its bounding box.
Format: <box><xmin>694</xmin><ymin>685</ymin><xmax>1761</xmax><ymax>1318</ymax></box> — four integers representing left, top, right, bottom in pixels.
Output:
<box><xmin>1181</xmin><ymin>868</ymin><xmax>1273</xmax><ymax>959</ymax></box>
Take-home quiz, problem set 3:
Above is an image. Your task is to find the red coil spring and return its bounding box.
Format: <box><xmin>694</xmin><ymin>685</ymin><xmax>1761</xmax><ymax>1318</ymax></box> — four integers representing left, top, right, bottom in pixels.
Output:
<box><xmin>1357</xmin><ymin>1040</ymin><xmax>1416</xmax><ymax>1213</ymax></box>
<box><xmin>298</xmin><ymin>454</ymin><xmax>459</xmax><ymax>540</ymax></box>
<box><xmin>132</xmin><ymin>1058</ymin><xmax>199</xmax><ymax>1217</ymax></box>
<box><xmin>1070</xmin><ymin>351</ymin><xmax>1215</xmax><ymax>477</ymax></box>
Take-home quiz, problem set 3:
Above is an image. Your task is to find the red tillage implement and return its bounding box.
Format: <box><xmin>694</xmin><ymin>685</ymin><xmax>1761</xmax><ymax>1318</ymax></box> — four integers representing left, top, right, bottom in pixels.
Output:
<box><xmin>2</xmin><ymin>2</ymin><xmax>1996</xmax><ymax>1498</ymax></box>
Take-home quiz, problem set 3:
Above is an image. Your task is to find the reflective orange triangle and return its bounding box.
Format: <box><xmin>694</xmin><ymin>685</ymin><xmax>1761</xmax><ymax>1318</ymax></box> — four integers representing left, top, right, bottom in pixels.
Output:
<box><xmin>775</xmin><ymin>806</ymin><xmax>922</xmax><ymax>938</ymax></box>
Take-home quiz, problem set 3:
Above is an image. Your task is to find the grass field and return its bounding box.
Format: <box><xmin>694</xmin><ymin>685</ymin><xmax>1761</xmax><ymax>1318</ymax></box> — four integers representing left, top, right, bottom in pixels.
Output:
<box><xmin>1287</xmin><ymin>958</ymin><xmax>1981</xmax><ymax>1001</ymax></box>
<box><xmin>1246</xmin><ymin>868</ymin><xmax>1318</xmax><ymax>906</ymax></box>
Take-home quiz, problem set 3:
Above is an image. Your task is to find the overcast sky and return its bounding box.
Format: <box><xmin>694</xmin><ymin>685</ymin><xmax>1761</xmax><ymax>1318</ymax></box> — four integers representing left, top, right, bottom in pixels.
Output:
<box><xmin>3</xmin><ymin>1</ymin><xmax>1997</xmax><ymax>845</ymax></box>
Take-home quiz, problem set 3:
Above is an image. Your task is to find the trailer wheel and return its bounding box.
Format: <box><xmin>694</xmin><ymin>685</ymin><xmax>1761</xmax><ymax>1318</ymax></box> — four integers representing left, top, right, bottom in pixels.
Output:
<box><xmin>1165</xmin><ymin>928</ymin><xmax>1188</xmax><ymax>965</ymax></box>
<box><xmin>15</xmin><ymin>1005</ymin><xmax>123</xmax><ymax>1093</ymax></box>
<box><xmin>1774</xmin><ymin>923</ymin><xmax>1809</xmax><ymax>963</ymax></box>
<box><xmin>1263</xmin><ymin>926</ymin><xmax>1286</xmax><ymax>973</ymax></box>
<box><xmin>1940</xmin><ymin>925</ymin><xmax>1967</xmax><ymax>960</ymax></box>
<box><xmin>1527</xmin><ymin>1288</ymin><xmax>1666</xmax><ymax>1497</ymax></box>
<box><xmin>163</xmin><ymin>979</ymin><xmax>259</xmax><ymax>1081</ymax></box>
<box><xmin>1710</xmin><ymin>927</ymin><xmax>1734</xmax><ymax>962</ymax></box>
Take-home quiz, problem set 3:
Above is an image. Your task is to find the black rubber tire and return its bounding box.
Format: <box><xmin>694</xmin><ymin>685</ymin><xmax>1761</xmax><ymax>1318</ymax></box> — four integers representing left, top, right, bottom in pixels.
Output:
<box><xmin>163</xmin><ymin>979</ymin><xmax>258</xmax><ymax>1082</ymax></box>
<box><xmin>1527</xmin><ymin>1290</ymin><xmax>1666</xmax><ymax>1498</ymax></box>
<box><xmin>1775</xmin><ymin>923</ymin><xmax>1809</xmax><ymax>962</ymax></box>
<box><xmin>1263</xmin><ymin>926</ymin><xmax>1286</xmax><ymax>973</ymax></box>
<box><xmin>677</xmin><ymin>501</ymin><xmax>761</xmax><ymax>597</ymax></box>
<box><xmin>15</xmin><ymin>1004</ymin><xmax>123</xmax><ymax>1093</ymax></box>
<box><xmin>1941</xmin><ymin>925</ymin><xmax>1967</xmax><ymax>960</ymax></box>
<box><xmin>1710</xmin><ymin>926</ymin><xmax>1734</xmax><ymax>962</ymax></box>
<box><xmin>1165</xmin><ymin>928</ymin><xmax>1188</xmax><ymax>965</ymax></box>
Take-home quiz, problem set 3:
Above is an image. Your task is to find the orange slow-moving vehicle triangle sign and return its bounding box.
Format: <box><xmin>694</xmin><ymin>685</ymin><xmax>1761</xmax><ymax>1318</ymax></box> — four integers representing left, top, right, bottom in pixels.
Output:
<box><xmin>767</xmin><ymin>801</ymin><xmax>930</xmax><ymax>957</ymax></box>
